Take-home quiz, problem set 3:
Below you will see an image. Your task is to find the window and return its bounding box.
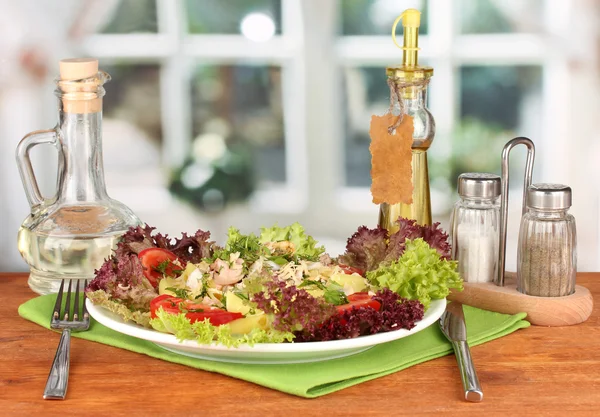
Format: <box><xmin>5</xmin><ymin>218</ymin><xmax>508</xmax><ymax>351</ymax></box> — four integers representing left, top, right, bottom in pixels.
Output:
<box><xmin>73</xmin><ymin>0</ymin><xmax>596</xmax><ymax>268</ymax></box>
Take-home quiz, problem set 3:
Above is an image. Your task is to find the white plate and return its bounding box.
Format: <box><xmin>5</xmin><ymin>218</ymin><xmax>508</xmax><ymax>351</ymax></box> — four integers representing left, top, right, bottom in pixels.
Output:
<box><xmin>86</xmin><ymin>298</ymin><xmax>446</xmax><ymax>364</ymax></box>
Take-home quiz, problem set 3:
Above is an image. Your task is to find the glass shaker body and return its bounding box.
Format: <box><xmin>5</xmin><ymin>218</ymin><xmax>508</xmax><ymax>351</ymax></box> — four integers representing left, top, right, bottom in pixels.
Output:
<box><xmin>450</xmin><ymin>173</ymin><xmax>501</xmax><ymax>283</ymax></box>
<box><xmin>517</xmin><ymin>206</ymin><xmax>577</xmax><ymax>297</ymax></box>
<box><xmin>451</xmin><ymin>196</ymin><xmax>500</xmax><ymax>283</ymax></box>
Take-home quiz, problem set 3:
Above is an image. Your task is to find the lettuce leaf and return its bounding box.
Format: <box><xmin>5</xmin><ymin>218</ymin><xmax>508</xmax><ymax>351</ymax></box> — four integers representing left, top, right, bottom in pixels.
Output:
<box><xmin>86</xmin><ymin>289</ymin><xmax>152</xmax><ymax>327</ymax></box>
<box><xmin>86</xmin><ymin>254</ymin><xmax>157</xmax><ymax>311</ymax></box>
<box><xmin>366</xmin><ymin>238</ymin><xmax>463</xmax><ymax>309</ymax></box>
<box><xmin>339</xmin><ymin>217</ymin><xmax>452</xmax><ymax>273</ymax></box>
<box><xmin>149</xmin><ymin>309</ymin><xmax>294</xmax><ymax>347</ymax></box>
<box><xmin>213</xmin><ymin>227</ymin><xmax>268</xmax><ymax>265</ymax></box>
<box><xmin>259</xmin><ymin>222</ymin><xmax>324</xmax><ymax>261</ymax></box>
<box><xmin>337</xmin><ymin>226</ymin><xmax>388</xmax><ymax>272</ymax></box>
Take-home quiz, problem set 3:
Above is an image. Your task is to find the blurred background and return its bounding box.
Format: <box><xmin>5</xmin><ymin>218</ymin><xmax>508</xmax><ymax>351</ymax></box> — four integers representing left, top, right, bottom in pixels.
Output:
<box><xmin>1</xmin><ymin>0</ymin><xmax>599</xmax><ymax>272</ymax></box>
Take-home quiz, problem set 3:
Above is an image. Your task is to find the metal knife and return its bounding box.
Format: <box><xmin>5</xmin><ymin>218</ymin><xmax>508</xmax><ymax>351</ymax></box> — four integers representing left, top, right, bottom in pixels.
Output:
<box><xmin>439</xmin><ymin>302</ymin><xmax>483</xmax><ymax>402</ymax></box>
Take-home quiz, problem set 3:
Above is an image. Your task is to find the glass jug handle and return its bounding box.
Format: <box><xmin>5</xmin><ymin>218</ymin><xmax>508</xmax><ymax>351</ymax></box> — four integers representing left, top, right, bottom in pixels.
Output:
<box><xmin>15</xmin><ymin>129</ymin><xmax>61</xmax><ymax>209</ymax></box>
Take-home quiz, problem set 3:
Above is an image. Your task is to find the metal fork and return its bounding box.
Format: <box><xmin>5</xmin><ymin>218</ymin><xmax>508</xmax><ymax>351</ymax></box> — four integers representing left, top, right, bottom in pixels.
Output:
<box><xmin>43</xmin><ymin>279</ymin><xmax>90</xmax><ymax>400</ymax></box>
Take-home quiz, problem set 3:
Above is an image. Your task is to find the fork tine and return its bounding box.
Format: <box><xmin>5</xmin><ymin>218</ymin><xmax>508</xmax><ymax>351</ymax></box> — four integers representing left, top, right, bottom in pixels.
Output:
<box><xmin>73</xmin><ymin>280</ymin><xmax>80</xmax><ymax>321</ymax></box>
<box><xmin>82</xmin><ymin>280</ymin><xmax>89</xmax><ymax>320</ymax></box>
<box><xmin>52</xmin><ymin>279</ymin><xmax>66</xmax><ymax>321</ymax></box>
<box><xmin>64</xmin><ymin>280</ymin><xmax>73</xmax><ymax>321</ymax></box>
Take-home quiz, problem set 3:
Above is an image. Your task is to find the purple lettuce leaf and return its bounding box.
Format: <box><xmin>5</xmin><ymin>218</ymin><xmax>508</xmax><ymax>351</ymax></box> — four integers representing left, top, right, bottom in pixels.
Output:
<box><xmin>294</xmin><ymin>288</ymin><xmax>424</xmax><ymax>342</ymax></box>
<box><xmin>342</xmin><ymin>218</ymin><xmax>452</xmax><ymax>270</ymax></box>
<box><xmin>337</xmin><ymin>226</ymin><xmax>389</xmax><ymax>272</ymax></box>
<box><xmin>114</xmin><ymin>224</ymin><xmax>217</xmax><ymax>264</ymax></box>
<box><xmin>169</xmin><ymin>230</ymin><xmax>214</xmax><ymax>263</ymax></box>
<box><xmin>86</xmin><ymin>254</ymin><xmax>157</xmax><ymax>311</ymax></box>
<box><xmin>251</xmin><ymin>278</ymin><xmax>336</xmax><ymax>333</ymax></box>
<box><xmin>420</xmin><ymin>222</ymin><xmax>451</xmax><ymax>260</ymax></box>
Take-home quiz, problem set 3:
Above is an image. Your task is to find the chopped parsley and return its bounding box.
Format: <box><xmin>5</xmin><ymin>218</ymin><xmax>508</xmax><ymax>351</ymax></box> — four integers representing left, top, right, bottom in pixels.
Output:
<box><xmin>298</xmin><ymin>279</ymin><xmax>326</xmax><ymax>290</ymax></box>
<box><xmin>323</xmin><ymin>289</ymin><xmax>349</xmax><ymax>306</ymax></box>
<box><xmin>234</xmin><ymin>292</ymin><xmax>250</xmax><ymax>301</ymax></box>
<box><xmin>166</xmin><ymin>287</ymin><xmax>189</xmax><ymax>299</ymax></box>
<box><xmin>152</xmin><ymin>259</ymin><xmax>183</xmax><ymax>277</ymax></box>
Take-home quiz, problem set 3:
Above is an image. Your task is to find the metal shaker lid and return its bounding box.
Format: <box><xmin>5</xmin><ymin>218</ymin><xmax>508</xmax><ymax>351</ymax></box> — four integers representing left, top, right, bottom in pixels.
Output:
<box><xmin>457</xmin><ymin>173</ymin><xmax>501</xmax><ymax>199</ymax></box>
<box><xmin>526</xmin><ymin>183</ymin><xmax>572</xmax><ymax>210</ymax></box>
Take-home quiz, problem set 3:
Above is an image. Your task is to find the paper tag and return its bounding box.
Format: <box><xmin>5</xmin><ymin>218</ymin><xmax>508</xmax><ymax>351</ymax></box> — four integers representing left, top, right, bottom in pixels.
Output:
<box><xmin>369</xmin><ymin>113</ymin><xmax>414</xmax><ymax>205</ymax></box>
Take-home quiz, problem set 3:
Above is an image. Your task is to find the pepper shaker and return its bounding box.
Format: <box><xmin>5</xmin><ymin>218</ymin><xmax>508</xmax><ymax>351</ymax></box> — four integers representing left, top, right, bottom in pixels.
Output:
<box><xmin>517</xmin><ymin>184</ymin><xmax>577</xmax><ymax>297</ymax></box>
<box><xmin>450</xmin><ymin>173</ymin><xmax>501</xmax><ymax>283</ymax></box>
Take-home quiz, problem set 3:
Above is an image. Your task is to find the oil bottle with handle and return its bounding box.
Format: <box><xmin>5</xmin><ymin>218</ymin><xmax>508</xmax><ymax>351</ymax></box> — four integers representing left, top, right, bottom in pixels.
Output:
<box><xmin>378</xmin><ymin>9</ymin><xmax>435</xmax><ymax>232</ymax></box>
<box><xmin>16</xmin><ymin>58</ymin><xmax>141</xmax><ymax>295</ymax></box>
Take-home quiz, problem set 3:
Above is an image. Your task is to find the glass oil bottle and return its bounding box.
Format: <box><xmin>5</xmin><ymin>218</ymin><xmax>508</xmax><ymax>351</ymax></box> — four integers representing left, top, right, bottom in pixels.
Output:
<box><xmin>16</xmin><ymin>58</ymin><xmax>141</xmax><ymax>294</ymax></box>
<box><xmin>378</xmin><ymin>8</ymin><xmax>435</xmax><ymax>232</ymax></box>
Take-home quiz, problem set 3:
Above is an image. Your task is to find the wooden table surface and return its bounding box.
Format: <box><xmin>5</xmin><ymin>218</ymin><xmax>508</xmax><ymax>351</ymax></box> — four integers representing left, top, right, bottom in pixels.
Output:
<box><xmin>1</xmin><ymin>272</ymin><xmax>599</xmax><ymax>416</ymax></box>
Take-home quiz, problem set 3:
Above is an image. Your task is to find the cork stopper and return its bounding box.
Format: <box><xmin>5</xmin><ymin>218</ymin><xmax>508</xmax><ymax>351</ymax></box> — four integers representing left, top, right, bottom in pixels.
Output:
<box><xmin>57</xmin><ymin>58</ymin><xmax>104</xmax><ymax>113</ymax></box>
<box><xmin>59</xmin><ymin>58</ymin><xmax>98</xmax><ymax>81</ymax></box>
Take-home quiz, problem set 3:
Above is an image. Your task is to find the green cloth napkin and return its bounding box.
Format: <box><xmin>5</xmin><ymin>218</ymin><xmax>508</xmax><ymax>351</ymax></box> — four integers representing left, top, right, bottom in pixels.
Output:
<box><xmin>19</xmin><ymin>295</ymin><xmax>529</xmax><ymax>398</ymax></box>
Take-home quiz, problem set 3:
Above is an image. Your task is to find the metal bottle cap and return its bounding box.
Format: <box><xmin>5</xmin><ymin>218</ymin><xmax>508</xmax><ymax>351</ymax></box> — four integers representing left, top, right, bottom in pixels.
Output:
<box><xmin>526</xmin><ymin>183</ymin><xmax>572</xmax><ymax>210</ymax></box>
<box><xmin>457</xmin><ymin>173</ymin><xmax>501</xmax><ymax>199</ymax></box>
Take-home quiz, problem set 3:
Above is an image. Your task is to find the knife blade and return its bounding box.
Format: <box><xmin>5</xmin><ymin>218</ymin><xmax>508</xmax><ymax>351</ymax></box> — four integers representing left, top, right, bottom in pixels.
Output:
<box><xmin>439</xmin><ymin>302</ymin><xmax>483</xmax><ymax>402</ymax></box>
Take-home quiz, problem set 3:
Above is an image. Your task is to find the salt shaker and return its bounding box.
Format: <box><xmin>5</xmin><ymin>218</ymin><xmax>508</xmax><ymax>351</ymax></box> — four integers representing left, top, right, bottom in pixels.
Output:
<box><xmin>517</xmin><ymin>184</ymin><xmax>577</xmax><ymax>297</ymax></box>
<box><xmin>450</xmin><ymin>173</ymin><xmax>501</xmax><ymax>283</ymax></box>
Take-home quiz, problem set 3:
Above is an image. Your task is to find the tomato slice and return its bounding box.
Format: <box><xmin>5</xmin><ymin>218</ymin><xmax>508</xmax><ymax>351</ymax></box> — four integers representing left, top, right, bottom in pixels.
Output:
<box><xmin>335</xmin><ymin>292</ymin><xmax>381</xmax><ymax>313</ymax></box>
<box><xmin>150</xmin><ymin>296</ymin><xmax>243</xmax><ymax>326</ymax></box>
<box><xmin>138</xmin><ymin>248</ymin><xmax>180</xmax><ymax>288</ymax></box>
<box><xmin>338</xmin><ymin>264</ymin><xmax>365</xmax><ymax>277</ymax></box>
<box><xmin>150</xmin><ymin>294</ymin><xmax>173</xmax><ymax>311</ymax></box>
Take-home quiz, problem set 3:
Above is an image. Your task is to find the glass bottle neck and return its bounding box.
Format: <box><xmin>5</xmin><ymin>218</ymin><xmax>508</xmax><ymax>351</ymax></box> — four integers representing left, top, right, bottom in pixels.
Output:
<box><xmin>393</xmin><ymin>84</ymin><xmax>435</xmax><ymax>149</ymax></box>
<box><xmin>401</xmin><ymin>87</ymin><xmax>427</xmax><ymax>110</ymax></box>
<box><xmin>56</xmin><ymin>104</ymin><xmax>109</xmax><ymax>203</ymax></box>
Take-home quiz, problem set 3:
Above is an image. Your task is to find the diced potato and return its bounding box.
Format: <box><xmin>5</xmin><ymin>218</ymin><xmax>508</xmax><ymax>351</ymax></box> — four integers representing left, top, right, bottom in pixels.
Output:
<box><xmin>179</xmin><ymin>262</ymin><xmax>198</xmax><ymax>282</ymax></box>
<box><xmin>306</xmin><ymin>288</ymin><xmax>325</xmax><ymax>298</ymax></box>
<box><xmin>228</xmin><ymin>314</ymin><xmax>269</xmax><ymax>335</ymax></box>
<box><xmin>158</xmin><ymin>277</ymin><xmax>183</xmax><ymax>296</ymax></box>
<box><xmin>330</xmin><ymin>273</ymin><xmax>368</xmax><ymax>293</ymax></box>
<box><xmin>225</xmin><ymin>291</ymin><xmax>252</xmax><ymax>315</ymax></box>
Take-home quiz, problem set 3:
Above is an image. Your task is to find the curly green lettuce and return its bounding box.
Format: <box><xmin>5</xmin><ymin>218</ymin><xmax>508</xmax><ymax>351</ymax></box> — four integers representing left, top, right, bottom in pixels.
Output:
<box><xmin>366</xmin><ymin>238</ymin><xmax>463</xmax><ymax>309</ymax></box>
<box><xmin>86</xmin><ymin>289</ymin><xmax>151</xmax><ymax>327</ymax></box>
<box><xmin>149</xmin><ymin>309</ymin><xmax>294</xmax><ymax>347</ymax></box>
<box><xmin>213</xmin><ymin>227</ymin><xmax>268</xmax><ymax>265</ymax></box>
<box><xmin>259</xmin><ymin>222</ymin><xmax>324</xmax><ymax>261</ymax></box>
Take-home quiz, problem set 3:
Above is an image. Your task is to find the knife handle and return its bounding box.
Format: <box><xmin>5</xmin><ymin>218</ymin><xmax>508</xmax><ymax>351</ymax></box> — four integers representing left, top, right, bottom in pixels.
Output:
<box><xmin>452</xmin><ymin>341</ymin><xmax>483</xmax><ymax>402</ymax></box>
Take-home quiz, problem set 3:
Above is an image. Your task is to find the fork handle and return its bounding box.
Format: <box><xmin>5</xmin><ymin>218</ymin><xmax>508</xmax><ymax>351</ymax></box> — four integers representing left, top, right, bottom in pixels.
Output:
<box><xmin>43</xmin><ymin>329</ymin><xmax>71</xmax><ymax>400</ymax></box>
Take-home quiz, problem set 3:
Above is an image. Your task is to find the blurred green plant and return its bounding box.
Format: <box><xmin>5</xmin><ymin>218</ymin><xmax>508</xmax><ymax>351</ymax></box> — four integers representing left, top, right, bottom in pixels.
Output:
<box><xmin>169</xmin><ymin>140</ymin><xmax>255</xmax><ymax>213</ymax></box>
<box><xmin>429</xmin><ymin>117</ymin><xmax>514</xmax><ymax>191</ymax></box>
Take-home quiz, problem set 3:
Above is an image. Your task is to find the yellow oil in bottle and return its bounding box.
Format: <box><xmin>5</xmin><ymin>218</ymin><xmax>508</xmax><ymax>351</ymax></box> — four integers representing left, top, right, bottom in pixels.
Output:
<box><xmin>378</xmin><ymin>9</ymin><xmax>435</xmax><ymax>232</ymax></box>
<box><xmin>378</xmin><ymin>148</ymin><xmax>431</xmax><ymax>233</ymax></box>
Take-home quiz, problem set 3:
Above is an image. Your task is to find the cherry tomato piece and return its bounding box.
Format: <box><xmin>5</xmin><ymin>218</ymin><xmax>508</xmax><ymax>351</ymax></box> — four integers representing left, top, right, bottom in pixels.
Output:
<box><xmin>338</xmin><ymin>264</ymin><xmax>365</xmax><ymax>277</ymax></box>
<box><xmin>138</xmin><ymin>248</ymin><xmax>180</xmax><ymax>288</ymax></box>
<box><xmin>336</xmin><ymin>292</ymin><xmax>381</xmax><ymax>313</ymax></box>
<box><xmin>150</xmin><ymin>295</ymin><xmax>243</xmax><ymax>326</ymax></box>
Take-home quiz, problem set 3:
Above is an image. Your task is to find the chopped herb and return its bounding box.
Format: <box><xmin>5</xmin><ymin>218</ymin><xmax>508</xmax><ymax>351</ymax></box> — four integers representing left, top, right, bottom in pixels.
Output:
<box><xmin>152</xmin><ymin>259</ymin><xmax>183</xmax><ymax>277</ymax></box>
<box><xmin>234</xmin><ymin>292</ymin><xmax>250</xmax><ymax>301</ymax></box>
<box><xmin>166</xmin><ymin>287</ymin><xmax>189</xmax><ymax>299</ymax></box>
<box><xmin>324</xmin><ymin>289</ymin><xmax>349</xmax><ymax>306</ymax></box>
<box><xmin>299</xmin><ymin>279</ymin><xmax>326</xmax><ymax>290</ymax></box>
<box><xmin>152</xmin><ymin>259</ymin><xmax>171</xmax><ymax>274</ymax></box>
<box><xmin>186</xmin><ymin>308</ymin><xmax>206</xmax><ymax>313</ymax></box>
